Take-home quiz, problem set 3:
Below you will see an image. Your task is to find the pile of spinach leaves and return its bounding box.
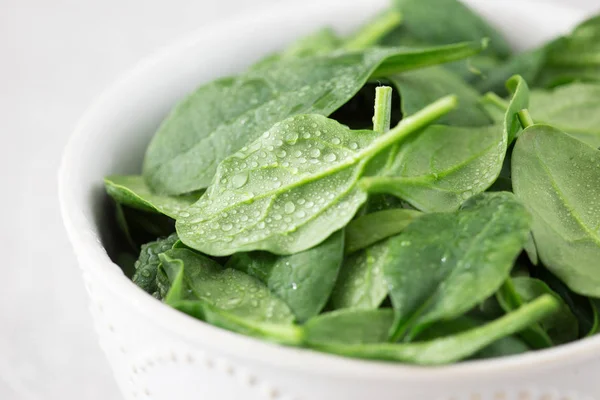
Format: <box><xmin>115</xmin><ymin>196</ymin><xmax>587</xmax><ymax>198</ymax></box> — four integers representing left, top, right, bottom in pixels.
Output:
<box><xmin>104</xmin><ymin>0</ymin><xmax>600</xmax><ymax>365</ymax></box>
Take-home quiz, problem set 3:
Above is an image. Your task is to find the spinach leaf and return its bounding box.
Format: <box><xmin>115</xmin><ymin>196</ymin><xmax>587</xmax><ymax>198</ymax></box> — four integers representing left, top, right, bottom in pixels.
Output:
<box><xmin>304</xmin><ymin>309</ymin><xmax>393</xmax><ymax>345</ymax></box>
<box><xmin>529</xmin><ymin>83</ymin><xmax>600</xmax><ymax>148</ymax></box>
<box><xmin>344</xmin><ymin>208</ymin><xmax>421</xmax><ymax>254</ymax></box>
<box><xmin>383</xmin><ymin>192</ymin><xmax>531</xmax><ymax>341</ymax></box>
<box><xmin>415</xmin><ymin>316</ymin><xmax>530</xmax><ymax>359</ymax></box>
<box><xmin>143</xmin><ymin>41</ymin><xmax>486</xmax><ymax>195</ymax></box>
<box><xmin>159</xmin><ymin>248</ymin><xmax>296</xmax><ymax>323</ymax></box>
<box><xmin>510</xmin><ymin>277</ymin><xmax>578</xmax><ymax>344</ymax></box>
<box><xmin>131</xmin><ymin>233</ymin><xmax>179</xmax><ymax>296</ymax></box>
<box><xmin>360</xmin><ymin>123</ymin><xmax>505</xmax><ymax>212</ymax></box>
<box><xmin>360</xmin><ymin>76</ymin><xmax>529</xmax><ymax>212</ymax></box>
<box><xmin>475</xmin><ymin>47</ymin><xmax>547</xmax><ymax>96</ymax></box>
<box><xmin>225</xmin><ymin>231</ymin><xmax>344</xmax><ymax>322</ymax></box>
<box><xmin>387</xmin><ymin>0</ymin><xmax>511</xmax><ymax>60</ymax></box>
<box><xmin>177</xmin><ymin>96</ymin><xmax>457</xmax><ymax>256</ymax></box>
<box><xmin>389</xmin><ymin>66</ymin><xmax>492</xmax><ymax>127</ymax></box>
<box><xmin>533</xmin><ymin>267</ymin><xmax>599</xmax><ymax>337</ymax></box>
<box><xmin>104</xmin><ymin>175</ymin><xmax>201</xmax><ymax>219</ymax></box>
<box><xmin>330</xmin><ymin>241</ymin><xmax>389</xmax><ymax>310</ymax></box>
<box><xmin>310</xmin><ymin>295</ymin><xmax>559</xmax><ymax>365</ymax></box>
<box><xmin>512</xmin><ymin>124</ymin><xmax>600</xmax><ymax>296</ymax></box>
<box><xmin>537</xmin><ymin>16</ymin><xmax>600</xmax><ymax>87</ymax></box>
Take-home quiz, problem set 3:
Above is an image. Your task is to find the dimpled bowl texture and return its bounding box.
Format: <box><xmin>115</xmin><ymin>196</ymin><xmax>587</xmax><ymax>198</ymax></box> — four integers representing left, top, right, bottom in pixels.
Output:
<box><xmin>59</xmin><ymin>1</ymin><xmax>598</xmax><ymax>399</ymax></box>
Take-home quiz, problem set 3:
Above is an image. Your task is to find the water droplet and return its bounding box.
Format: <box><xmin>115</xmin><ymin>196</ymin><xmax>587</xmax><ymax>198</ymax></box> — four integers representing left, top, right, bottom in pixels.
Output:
<box><xmin>222</xmin><ymin>223</ymin><xmax>233</xmax><ymax>232</ymax></box>
<box><xmin>331</xmin><ymin>137</ymin><xmax>341</xmax><ymax>145</ymax></box>
<box><xmin>349</xmin><ymin>142</ymin><xmax>358</xmax><ymax>150</ymax></box>
<box><xmin>276</xmin><ymin>149</ymin><xmax>287</xmax><ymax>158</ymax></box>
<box><xmin>291</xmin><ymin>283</ymin><xmax>298</xmax><ymax>290</ymax></box>
<box><xmin>231</xmin><ymin>172</ymin><xmax>248</xmax><ymax>189</ymax></box>
<box><xmin>284</xmin><ymin>202</ymin><xmax>296</xmax><ymax>214</ymax></box>
<box><xmin>295</xmin><ymin>210</ymin><xmax>306</xmax><ymax>218</ymax></box>
<box><xmin>324</xmin><ymin>153</ymin><xmax>337</xmax><ymax>162</ymax></box>
<box><xmin>310</xmin><ymin>148</ymin><xmax>321</xmax><ymax>158</ymax></box>
<box><xmin>286</xmin><ymin>132</ymin><xmax>299</xmax><ymax>143</ymax></box>
<box><xmin>400</xmin><ymin>240</ymin><xmax>411</xmax><ymax>247</ymax></box>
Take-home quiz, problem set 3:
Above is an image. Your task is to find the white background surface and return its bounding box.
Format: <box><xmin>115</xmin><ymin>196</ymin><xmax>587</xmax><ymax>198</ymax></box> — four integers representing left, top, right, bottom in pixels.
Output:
<box><xmin>1</xmin><ymin>0</ymin><xmax>598</xmax><ymax>399</ymax></box>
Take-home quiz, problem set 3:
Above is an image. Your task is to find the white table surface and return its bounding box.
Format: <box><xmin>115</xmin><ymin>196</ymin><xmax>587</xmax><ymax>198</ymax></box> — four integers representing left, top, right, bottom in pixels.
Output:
<box><xmin>2</xmin><ymin>0</ymin><xmax>598</xmax><ymax>399</ymax></box>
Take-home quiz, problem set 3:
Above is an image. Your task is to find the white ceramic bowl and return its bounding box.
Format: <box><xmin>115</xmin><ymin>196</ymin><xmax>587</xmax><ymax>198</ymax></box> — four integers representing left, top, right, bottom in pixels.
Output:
<box><xmin>59</xmin><ymin>1</ymin><xmax>598</xmax><ymax>399</ymax></box>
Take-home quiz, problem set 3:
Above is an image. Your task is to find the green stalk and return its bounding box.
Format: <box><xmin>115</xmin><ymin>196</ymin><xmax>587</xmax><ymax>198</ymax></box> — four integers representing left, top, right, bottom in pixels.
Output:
<box><xmin>344</xmin><ymin>10</ymin><xmax>402</xmax><ymax>51</ymax></box>
<box><xmin>309</xmin><ymin>295</ymin><xmax>560</xmax><ymax>365</ymax></box>
<box><xmin>517</xmin><ymin>109</ymin><xmax>534</xmax><ymax>129</ymax></box>
<box><xmin>363</xmin><ymin>95</ymin><xmax>458</xmax><ymax>162</ymax></box>
<box><xmin>372</xmin><ymin>86</ymin><xmax>393</xmax><ymax>134</ymax></box>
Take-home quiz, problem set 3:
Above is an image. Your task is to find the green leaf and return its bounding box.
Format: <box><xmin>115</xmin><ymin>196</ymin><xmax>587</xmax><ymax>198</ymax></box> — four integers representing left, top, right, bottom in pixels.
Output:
<box><xmin>512</xmin><ymin>125</ymin><xmax>600</xmax><ymax>296</ymax></box>
<box><xmin>344</xmin><ymin>208</ymin><xmax>421</xmax><ymax>254</ymax></box>
<box><xmin>310</xmin><ymin>295</ymin><xmax>559</xmax><ymax>365</ymax></box>
<box><xmin>304</xmin><ymin>309</ymin><xmax>394</xmax><ymax>345</ymax></box>
<box><xmin>383</xmin><ymin>192</ymin><xmax>531</xmax><ymax>341</ymax></box>
<box><xmin>330</xmin><ymin>241</ymin><xmax>390</xmax><ymax>310</ymax></box>
<box><xmin>529</xmin><ymin>83</ymin><xmax>600</xmax><ymax>148</ymax></box>
<box><xmin>388</xmin><ymin>0</ymin><xmax>511</xmax><ymax>60</ymax></box>
<box><xmin>104</xmin><ymin>175</ymin><xmax>202</xmax><ymax>219</ymax></box>
<box><xmin>143</xmin><ymin>41</ymin><xmax>486</xmax><ymax>195</ymax></box>
<box><xmin>511</xmin><ymin>277</ymin><xmax>578</xmax><ymax>344</ymax></box>
<box><xmin>389</xmin><ymin>66</ymin><xmax>492</xmax><ymax>127</ymax></box>
<box><xmin>534</xmin><ymin>267</ymin><xmax>599</xmax><ymax>337</ymax></box>
<box><xmin>131</xmin><ymin>233</ymin><xmax>179</xmax><ymax>296</ymax></box>
<box><xmin>177</xmin><ymin>96</ymin><xmax>457</xmax><ymax>256</ymax></box>
<box><xmin>537</xmin><ymin>16</ymin><xmax>600</xmax><ymax>87</ymax></box>
<box><xmin>496</xmin><ymin>278</ymin><xmax>554</xmax><ymax>349</ymax></box>
<box><xmin>360</xmin><ymin>124</ymin><xmax>505</xmax><ymax>212</ymax></box>
<box><xmin>159</xmin><ymin>249</ymin><xmax>295</xmax><ymax>324</ymax></box>
<box><xmin>475</xmin><ymin>47</ymin><xmax>547</xmax><ymax>96</ymax></box>
<box><xmin>360</xmin><ymin>76</ymin><xmax>529</xmax><ymax>212</ymax></box>
<box><xmin>225</xmin><ymin>231</ymin><xmax>344</xmax><ymax>322</ymax></box>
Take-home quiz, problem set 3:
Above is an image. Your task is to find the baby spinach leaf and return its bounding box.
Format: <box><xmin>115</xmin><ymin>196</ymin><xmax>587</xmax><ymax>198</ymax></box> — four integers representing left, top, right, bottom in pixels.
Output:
<box><xmin>225</xmin><ymin>231</ymin><xmax>344</xmax><ymax>322</ymax></box>
<box><xmin>511</xmin><ymin>277</ymin><xmax>578</xmax><ymax>344</ymax></box>
<box><xmin>529</xmin><ymin>83</ymin><xmax>600</xmax><ymax>148</ymax></box>
<box><xmin>159</xmin><ymin>248</ymin><xmax>295</xmax><ymax>324</ymax></box>
<box><xmin>104</xmin><ymin>175</ymin><xmax>202</xmax><ymax>219</ymax></box>
<box><xmin>360</xmin><ymin>76</ymin><xmax>529</xmax><ymax>212</ymax></box>
<box><xmin>388</xmin><ymin>66</ymin><xmax>492</xmax><ymax>127</ymax></box>
<box><xmin>310</xmin><ymin>295</ymin><xmax>559</xmax><ymax>365</ymax></box>
<box><xmin>496</xmin><ymin>278</ymin><xmax>554</xmax><ymax>349</ymax></box>
<box><xmin>383</xmin><ymin>192</ymin><xmax>531</xmax><ymax>341</ymax></box>
<box><xmin>537</xmin><ymin>16</ymin><xmax>600</xmax><ymax>87</ymax></box>
<box><xmin>360</xmin><ymin>124</ymin><xmax>505</xmax><ymax>212</ymax></box>
<box><xmin>512</xmin><ymin>125</ymin><xmax>600</xmax><ymax>297</ymax></box>
<box><xmin>131</xmin><ymin>233</ymin><xmax>179</xmax><ymax>296</ymax></box>
<box><xmin>304</xmin><ymin>309</ymin><xmax>394</xmax><ymax>345</ymax></box>
<box><xmin>415</xmin><ymin>316</ymin><xmax>530</xmax><ymax>359</ymax></box>
<box><xmin>533</xmin><ymin>267</ymin><xmax>599</xmax><ymax>337</ymax></box>
<box><xmin>344</xmin><ymin>208</ymin><xmax>421</xmax><ymax>254</ymax></box>
<box><xmin>330</xmin><ymin>241</ymin><xmax>389</xmax><ymax>310</ymax></box>
<box><xmin>143</xmin><ymin>41</ymin><xmax>486</xmax><ymax>195</ymax></box>
<box><xmin>177</xmin><ymin>96</ymin><xmax>457</xmax><ymax>256</ymax></box>
<box><xmin>475</xmin><ymin>47</ymin><xmax>547</xmax><ymax>96</ymax></box>
<box><xmin>388</xmin><ymin>0</ymin><xmax>511</xmax><ymax>60</ymax></box>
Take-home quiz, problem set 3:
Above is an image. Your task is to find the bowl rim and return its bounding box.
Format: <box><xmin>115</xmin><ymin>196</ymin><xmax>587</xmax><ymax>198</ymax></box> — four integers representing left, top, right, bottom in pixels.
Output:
<box><xmin>58</xmin><ymin>0</ymin><xmax>595</xmax><ymax>381</ymax></box>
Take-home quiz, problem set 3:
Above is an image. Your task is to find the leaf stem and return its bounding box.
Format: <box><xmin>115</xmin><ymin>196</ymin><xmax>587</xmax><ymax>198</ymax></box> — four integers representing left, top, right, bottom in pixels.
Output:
<box><xmin>344</xmin><ymin>10</ymin><xmax>402</xmax><ymax>51</ymax></box>
<box><xmin>517</xmin><ymin>109</ymin><xmax>534</xmax><ymax>129</ymax></box>
<box><xmin>482</xmin><ymin>92</ymin><xmax>510</xmax><ymax>111</ymax></box>
<box><xmin>363</xmin><ymin>95</ymin><xmax>458</xmax><ymax>161</ymax></box>
<box><xmin>372</xmin><ymin>86</ymin><xmax>393</xmax><ymax>134</ymax></box>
